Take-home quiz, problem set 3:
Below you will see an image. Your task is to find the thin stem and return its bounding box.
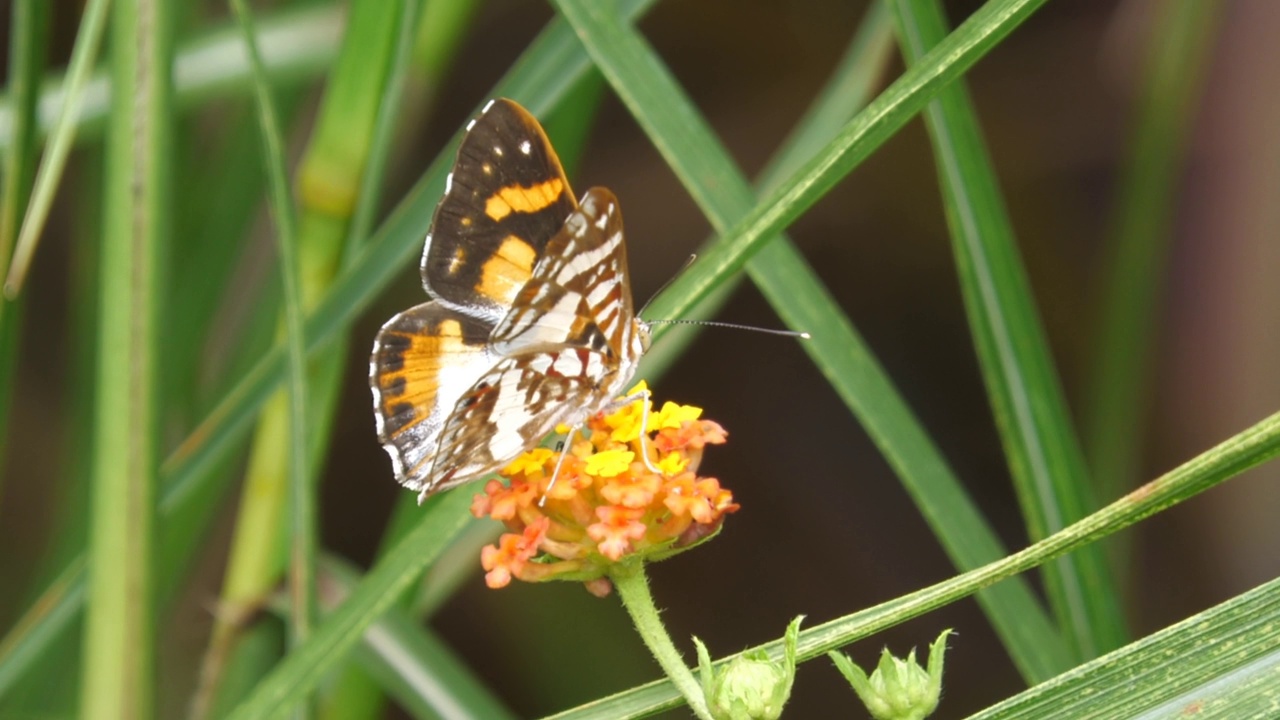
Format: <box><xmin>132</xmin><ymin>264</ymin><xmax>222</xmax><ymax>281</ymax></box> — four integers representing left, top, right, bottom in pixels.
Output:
<box><xmin>610</xmin><ymin>563</ymin><xmax>713</xmax><ymax>720</ymax></box>
<box><xmin>229</xmin><ymin>0</ymin><xmax>312</xmax><ymax>651</ymax></box>
<box><xmin>4</xmin><ymin>0</ymin><xmax>111</xmax><ymax>295</ymax></box>
<box><xmin>186</xmin><ymin>3</ymin><xmax>315</xmax><ymax>719</ymax></box>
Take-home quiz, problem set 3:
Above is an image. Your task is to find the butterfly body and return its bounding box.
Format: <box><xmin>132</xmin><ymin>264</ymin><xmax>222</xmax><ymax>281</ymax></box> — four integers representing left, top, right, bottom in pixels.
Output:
<box><xmin>370</xmin><ymin>99</ymin><xmax>649</xmax><ymax>500</ymax></box>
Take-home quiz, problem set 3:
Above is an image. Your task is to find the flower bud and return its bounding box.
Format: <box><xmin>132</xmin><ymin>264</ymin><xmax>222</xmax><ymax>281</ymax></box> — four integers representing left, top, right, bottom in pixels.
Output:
<box><xmin>697</xmin><ymin>617</ymin><xmax>802</xmax><ymax>720</ymax></box>
<box><xmin>829</xmin><ymin>629</ymin><xmax>952</xmax><ymax>720</ymax></box>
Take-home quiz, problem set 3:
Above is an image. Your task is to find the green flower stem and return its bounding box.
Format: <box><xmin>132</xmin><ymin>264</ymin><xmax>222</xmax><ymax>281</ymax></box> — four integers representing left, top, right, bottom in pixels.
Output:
<box><xmin>611</xmin><ymin>562</ymin><xmax>713</xmax><ymax>720</ymax></box>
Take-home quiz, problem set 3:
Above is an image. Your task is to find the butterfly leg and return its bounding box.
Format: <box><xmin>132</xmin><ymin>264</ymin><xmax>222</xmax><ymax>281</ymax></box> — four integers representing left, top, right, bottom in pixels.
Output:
<box><xmin>540</xmin><ymin>424</ymin><xmax>580</xmax><ymax>506</ymax></box>
<box><xmin>636</xmin><ymin>390</ymin><xmax>662</xmax><ymax>474</ymax></box>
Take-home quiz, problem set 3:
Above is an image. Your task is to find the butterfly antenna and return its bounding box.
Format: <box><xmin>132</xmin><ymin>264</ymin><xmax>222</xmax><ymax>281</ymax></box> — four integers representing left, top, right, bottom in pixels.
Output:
<box><xmin>648</xmin><ymin>318</ymin><xmax>810</xmax><ymax>339</ymax></box>
<box><xmin>637</xmin><ymin>253</ymin><xmax>698</xmax><ymax>319</ymax></box>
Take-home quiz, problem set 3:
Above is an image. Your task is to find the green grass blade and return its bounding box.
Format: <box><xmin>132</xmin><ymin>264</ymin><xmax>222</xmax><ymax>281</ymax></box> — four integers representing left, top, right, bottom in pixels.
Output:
<box><xmin>3</xmin><ymin>0</ymin><xmax>110</xmax><ymax>295</ymax></box>
<box><xmin>0</xmin><ymin>155</ymin><xmax>103</xmax><ymax>717</ymax></box>
<box><xmin>890</xmin><ymin>0</ymin><xmax>1125</xmax><ymax>658</ymax></box>
<box><xmin>401</xmin><ymin>0</ymin><xmax>483</xmax><ymax>123</ymax></box>
<box><xmin>0</xmin><ymin>0</ymin><xmax>659</xmax><ymax>703</ymax></box>
<box><xmin>0</xmin><ymin>4</ymin><xmax>342</xmax><ymax>153</ymax></box>
<box><xmin>78</xmin><ymin>0</ymin><xmax>171</xmax><ymax>717</ymax></box>
<box><xmin>0</xmin><ymin>556</ymin><xmax>86</xmax><ymax>698</ymax></box>
<box><xmin>320</xmin><ymin>557</ymin><xmax>517</xmax><ymax>720</ymax></box>
<box><xmin>633</xmin><ymin>0</ymin><xmax>1052</xmax><ymax>328</ymax></box>
<box><xmin>967</xmin><ymin>577</ymin><xmax>1280</xmax><ymax>719</ymax></box>
<box><xmin>552</xmin><ymin>0</ymin><xmax>1069</xmax><ymax>681</ymax></box>
<box><xmin>0</xmin><ymin>0</ymin><xmax>48</xmax><ymax>278</ymax></box>
<box><xmin>1084</xmin><ymin>1</ymin><xmax>1222</xmax><ymax>508</ymax></box>
<box><xmin>166</xmin><ymin>89</ymin><xmax>304</xmax><ymax>423</ymax></box>
<box><xmin>637</xmin><ymin>0</ymin><xmax>895</xmax><ymax>380</ymax></box>
<box><xmin>0</xmin><ymin>0</ymin><xmax>49</xmax><ymax>510</ymax></box>
<box><xmin>225</xmin><ymin>490</ymin><xmax>475</xmax><ymax>720</ymax></box>
<box><xmin>231</xmin><ymin>0</ymin><xmax>313</xmax><ymax>654</ymax></box>
<box><xmin>548</xmin><ymin>409</ymin><xmax>1280</xmax><ymax>718</ymax></box>
<box><xmin>344</xmin><ymin>0</ymin><xmax>425</xmax><ymax>256</ymax></box>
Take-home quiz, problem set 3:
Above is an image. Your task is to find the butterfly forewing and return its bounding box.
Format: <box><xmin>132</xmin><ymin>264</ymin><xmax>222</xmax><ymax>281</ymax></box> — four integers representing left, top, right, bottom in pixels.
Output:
<box><xmin>421</xmin><ymin>99</ymin><xmax>577</xmax><ymax>326</ymax></box>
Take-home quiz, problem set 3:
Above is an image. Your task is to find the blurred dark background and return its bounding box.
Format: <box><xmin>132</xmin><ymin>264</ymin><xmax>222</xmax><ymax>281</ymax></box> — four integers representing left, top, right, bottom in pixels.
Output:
<box><xmin>2</xmin><ymin>0</ymin><xmax>1279</xmax><ymax>717</ymax></box>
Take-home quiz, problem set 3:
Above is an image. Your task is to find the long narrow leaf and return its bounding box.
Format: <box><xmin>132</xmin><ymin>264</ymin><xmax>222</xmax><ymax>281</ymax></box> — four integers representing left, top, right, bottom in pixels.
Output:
<box><xmin>78</xmin><ymin>0</ymin><xmax>171</xmax><ymax>717</ymax></box>
<box><xmin>890</xmin><ymin>0</ymin><xmax>1125</xmax><ymax>658</ymax></box>
<box><xmin>0</xmin><ymin>0</ymin><xmax>49</xmax><ymax>511</ymax></box>
<box><xmin>0</xmin><ymin>0</ymin><xmax>48</xmax><ymax>279</ymax></box>
<box><xmin>966</xmin><ymin>576</ymin><xmax>1280</xmax><ymax>719</ymax></box>
<box><xmin>230</xmin><ymin>0</ymin><xmax>312</xmax><ymax>652</ymax></box>
<box><xmin>637</xmin><ymin>0</ymin><xmax>1054</xmax><ymax>328</ymax></box>
<box><xmin>1084</xmin><ymin>1</ymin><xmax>1222</xmax><ymax>508</ymax></box>
<box><xmin>3</xmin><ymin>0</ymin><xmax>110</xmax><ymax>294</ymax></box>
<box><xmin>191</xmin><ymin>1</ymin><xmax>407</xmax><ymax>716</ymax></box>
<box><xmin>320</xmin><ymin>557</ymin><xmax>517</xmax><ymax>720</ymax></box>
<box><xmin>225</xmin><ymin>490</ymin><xmax>475</xmax><ymax>720</ymax></box>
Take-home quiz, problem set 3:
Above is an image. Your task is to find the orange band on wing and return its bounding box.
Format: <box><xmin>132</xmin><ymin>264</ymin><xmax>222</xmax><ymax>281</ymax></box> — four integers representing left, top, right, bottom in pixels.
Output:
<box><xmin>375</xmin><ymin>319</ymin><xmax>466</xmax><ymax>437</ymax></box>
<box><xmin>476</xmin><ymin>236</ymin><xmax>537</xmax><ymax>305</ymax></box>
<box><xmin>484</xmin><ymin>178</ymin><xmax>565</xmax><ymax>221</ymax></box>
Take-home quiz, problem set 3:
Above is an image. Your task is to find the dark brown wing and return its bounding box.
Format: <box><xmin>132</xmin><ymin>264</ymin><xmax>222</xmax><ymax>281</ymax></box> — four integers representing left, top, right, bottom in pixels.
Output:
<box><xmin>420</xmin><ymin>99</ymin><xmax>577</xmax><ymax>325</ymax></box>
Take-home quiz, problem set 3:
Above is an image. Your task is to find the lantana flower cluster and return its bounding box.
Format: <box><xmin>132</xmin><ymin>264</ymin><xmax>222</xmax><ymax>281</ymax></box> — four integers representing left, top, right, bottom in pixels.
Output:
<box><xmin>471</xmin><ymin>382</ymin><xmax>735</xmax><ymax>596</ymax></box>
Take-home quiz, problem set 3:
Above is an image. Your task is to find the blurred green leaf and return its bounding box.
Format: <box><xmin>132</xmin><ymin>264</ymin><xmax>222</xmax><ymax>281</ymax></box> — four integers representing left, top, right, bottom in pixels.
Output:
<box><xmin>0</xmin><ymin>0</ymin><xmax>48</xmax><ymax>278</ymax></box>
<box><xmin>225</xmin><ymin>489</ymin><xmax>475</xmax><ymax>720</ymax></box>
<box><xmin>321</xmin><ymin>556</ymin><xmax>517</xmax><ymax>720</ymax></box>
<box><xmin>79</xmin><ymin>1</ymin><xmax>172</xmax><ymax>718</ymax></box>
<box><xmin>0</xmin><ymin>0</ymin><xmax>49</xmax><ymax>511</ymax></box>
<box><xmin>230</xmin><ymin>0</ymin><xmax>313</xmax><ymax>656</ymax></box>
<box><xmin>632</xmin><ymin>0</ymin><xmax>1051</xmax><ymax>330</ymax></box>
<box><xmin>1084</xmin><ymin>0</ymin><xmax>1222</xmax><ymax>506</ymax></box>
<box><xmin>2</xmin><ymin>0</ymin><xmax>108</xmax><ymax>295</ymax></box>
<box><xmin>890</xmin><ymin>0</ymin><xmax>1125</xmax><ymax>658</ymax></box>
<box><xmin>0</xmin><ymin>4</ymin><xmax>343</xmax><ymax>152</ymax></box>
<box><xmin>193</xmin><ymin>0</ymin><xmax>408</xmax><ymax>715</ymax></box>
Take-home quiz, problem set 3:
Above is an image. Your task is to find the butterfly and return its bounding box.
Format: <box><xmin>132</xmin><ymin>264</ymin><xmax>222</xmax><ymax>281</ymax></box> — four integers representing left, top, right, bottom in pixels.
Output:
<box><xmin>370</xmin><ymin>98</ymin><xmax>651</xmax><ymax>502</ymax></box>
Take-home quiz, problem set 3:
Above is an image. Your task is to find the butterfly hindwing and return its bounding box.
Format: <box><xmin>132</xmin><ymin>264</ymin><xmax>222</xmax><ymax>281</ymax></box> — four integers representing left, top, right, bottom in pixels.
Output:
<box><xmin>425</xmin><ymin>349</ymin><xmax>612</xmax><ymax>493</ymax></box>
<box><xmin>421</xmin><ymin>99</ymin><xmax>578</xmax><ymax>325</ymax></box>
<box><xmin>370</xmin><ymin>302</ymin><xmax>496</xmax><ymax>492</ymax></box>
